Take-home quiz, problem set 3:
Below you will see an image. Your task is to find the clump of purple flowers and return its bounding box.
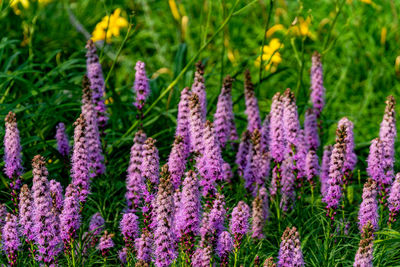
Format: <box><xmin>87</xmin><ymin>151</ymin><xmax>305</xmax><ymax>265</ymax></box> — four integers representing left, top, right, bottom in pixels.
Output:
<box><xmin>310</xmin><ymin>52</ymin><xmax>325</xmax><ymax>118</ymax></box>
<box><xmin>244</xmin><ymin>70</ymin><xmax>261</xmax><ymax>132</ymax></box>
<box><xmin>354</xmin><ymin>222</ymin><xmax>374</xmax><ymax>267</ymax></box>
<box><xmin>358</xmin><ymin>178</ymin><xmax>378</xmax><ymax>232</ymax></box>
<box><xmin>230</xmin><ymin>201</ymin><xmax>250</xmax><ymax>250</ymax></box>
<box><xmin>278</xmin><ymin>227</ymin><xmax>304</xmax><ymax>267</ymax></box>
<box><xmin>55</xmin><ymin>122</ymin><xmax>70</xmax><ymax>157</ymax></box>
<box><xmin>133</xmin><ymin>61</ymin><xmax>150</xmax><ymax>113</ymax></box>
<box><xmin>2</xmin><ymin>213</ymin><xmax>20</xmax><ymax>266</ymax></box>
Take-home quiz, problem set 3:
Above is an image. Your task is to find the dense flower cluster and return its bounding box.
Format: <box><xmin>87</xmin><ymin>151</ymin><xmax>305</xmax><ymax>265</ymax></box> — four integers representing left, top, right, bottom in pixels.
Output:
<box><xmin>55</xmin><ymin>122</ymin><xmax>70</xmax><ymax>157</ymax></box>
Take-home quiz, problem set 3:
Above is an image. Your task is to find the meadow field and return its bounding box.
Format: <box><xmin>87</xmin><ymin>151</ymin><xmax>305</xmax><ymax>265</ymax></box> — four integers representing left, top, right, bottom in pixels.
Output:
<box><xmin>1</xmin><ymin>0</ymin><xmax>400</xmax><ymax>266</ymax></box>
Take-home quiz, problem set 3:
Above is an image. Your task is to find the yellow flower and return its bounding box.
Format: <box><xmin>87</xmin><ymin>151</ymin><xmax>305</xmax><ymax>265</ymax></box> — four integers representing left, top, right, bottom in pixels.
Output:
<box><xmin>266</xmin><ymin>24</ymin><xmax>286</xmax><ymax>38</ymax></box>
<box><xmin>360</xmin><ymin>0</ymin><xmax>372</xmax><ymax>4</ymax></box>
<box><xmin>169</xmin><ymin>0</ymin><xmax>181</xmax><ymax>22</ymax></box>
<box><xmin>91</xmin><ymin>8</ymin><xmax>129</xmax><ymax>43</ymax></box>
<box><xmin>395</xmin><ymin>56</ymin><xmax>400</xmax><ymax>77</ymax></box>
<box><xmin>381</xmin><ymin>27</ymin><xmax>387</xmax><ymax>46</ymax></box>
<box><xmin>255</xmin><ymin>38</ymin><xmax>283</xmax><ymax>72</ymax></box>
<box><xmin>10</xmin><ymin>0</ymin><xmax>29</xmax><ymax>15</ymax></box>
<box><xmin>290</xmin><ymin>16</ymin><xmax>316</xmax><ymax>39</ymax></box>
<box><xmin>48</xmin><ymin>159</ymin><xmax>52</xmax><ymax>164</ymax></box>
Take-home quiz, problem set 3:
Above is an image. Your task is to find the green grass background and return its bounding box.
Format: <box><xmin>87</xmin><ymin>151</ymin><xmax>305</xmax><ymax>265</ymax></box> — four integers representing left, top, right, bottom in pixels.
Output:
<box><xmin>0</xmin><ymin>0</ymin><xmax>400</xmax><ymax>266</ymax></box>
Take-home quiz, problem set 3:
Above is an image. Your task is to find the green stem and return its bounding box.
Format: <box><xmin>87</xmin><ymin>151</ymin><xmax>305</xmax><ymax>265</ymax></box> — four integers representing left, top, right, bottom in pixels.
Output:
<box><xmin>233</xmin><ymin>247</ymin><xmax>238</xmax><ymax>267</ymax></box>
<box><xmin>258</xmin><ymin>0</ymin><xmax>274</xmax><ymax>87</ymax></box>
<box><xmin>71</xmin><ymin>239</ymin><xmax>76</xmax><ymax>267</ymax></box>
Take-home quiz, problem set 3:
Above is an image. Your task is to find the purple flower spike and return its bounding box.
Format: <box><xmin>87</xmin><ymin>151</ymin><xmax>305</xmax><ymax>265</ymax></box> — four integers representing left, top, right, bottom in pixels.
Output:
<box><xmin>358</xmin><ymin>179</ymin><xmax>378</xmax><ymax>232</ymax></box>
<box><xmin>236</xmin><ymin>130</ymin><xmax>252</xmax><ymax>176</ymax></box>
<box><xmin>176</xmin><ymin>87</ymin><xmax>192</xmax><ymax>154</ymax></box>
<box><xmin>305</xmin><ymin>150</ymin><xmax>320</xmax><ymax>186</ymax></box>
<box><xmin>154</xmin><ymin>165</ymin><xmax>177</xmax><ymax>267</ymax></box>
<box><xmin>85</xmin><ymin>40</ymin><xmax>108</xmax><ymax>128</ymax></box>
<box><xmin>310</xmin><ymin>52</ymin><xmax>325</xmax><ymax>118</ymax></box>
<box><xmin>217</xmin><ymin>231</ymin><xmax>233</xmax><ymax>266</ymax></box>
<box><xmin>283</xmin><ymin>89</ymin><xmax>301</xmax><ymax>154</ymax></box>
<box><xmin>280</xmin><ymin>156</ymin><xmax>296</xmax><ymax>212</ymax></box>
<box><xmin>261</xmin><ymin>114</ymin><xmax>271</xmax><ymax>152</ymax></box>
<box><xmin>49</xmin><ymin>180</ymin><xmax>64</xmax><ymax>216</ymax></box>
<box><xmin>198</xmin><ymin>121</ymin><xmax>223</xmax><ymax>197</ymax></box>
<box><xmin>142</xmin><ymin>137</ymin><xmax>160</xmax><ymax>186</ymax></box>
<box><xmin>304</xmin><ymin>109</ymin><xmax>320</xmax><ymax>150</ymax></box>
<box><xmin>251</xmin><ymin>187</ymin><xmax>269</xmax><ymax>239</ymax></box>
<box><xmin>0</xmin><ymin>204</ymin><xmax>6</xmax><ymax>228</ymax></box>
<box><xmin>367</xmin><ymin>138</ymin><xmax>384</xmax><ymax>185</ymax></box>
<box><xmin>4</xmin><ymin>111</ymin><xmax>23</xmax><ymax>190</ymax></box>
<box><xmin>135</xmin><ymin>229</ymin><xmax>153</xmax><ymax>264</ymax></box>
<box><xmin>31</xmin><ymin>155</ymin><xmax>61</xmax><ymax>264</ymax></box>
<box><xmin>388</xmin><ymin>173</ymin><xmax>400</xmax><ymax>223</ymax></box>
<box><xmin>230</xmin><ymin>201</ymin><xmax>250</xmax><ymax>249</ymax></box>
<box><xmin>214</xmin><ymin>75</ymin><xmax>238</xmax><ymax>148</ymax></box>
<box><xmin>278</xmin><ymin>227</ymin><xmax>304</xmax><ymax>267</ymax></box>
<box><xmin>244</xmin><ymin>129</ymin><xmax>265</xmax><ymax>196</ymax></box>
<box><xmin>120</xmin><ymin>212</ymin><xmax>139</xmax><ymax>248</ymax></box>
<box><xmin>71</xmin><ymin>114</ymin><xmax>90</xmax><ymax>203</ymax></box>
<box><xmin>55</xmin><ymin>122</ymin><xmax>70</xmax><ymax>157</ymax></box>
<box><xmin>379</xmin><ymin>96</ymin><xmax>396</xmax><ymax>188</ymax></box>
<box><xmin>200</xmin><ymin>193</ymin><xmax>226</xmax><ymax>247</ymax></box>
<box><xmin>60</xmin><ymin>184</ymin><xmax>81</xmax><ymax>247</ymax></box>
<box><xmin>97</xmin><ymin>231</ymin><xmax>115</xmax><ymax>257</ymax></box>
<box><xmin>2</xmin><ymin>213</ymin><xmax>21</xmax><ymax>266</ymax></box>
<box><xmin>189</xmin><ymin>93</ymin><xmax>205</xmax><ymax>154</ymax></box>
<box><xmin>338</xmin><ymin>118</ymin><xmax>357</xmax><ymax>180</ymax></box>
<box><xmin>118</xmin><ymin>247</ymin><xmax>127</xmax><ymax>264</ymax></box>
<box><xmin>323</xmin><ymin>124</ymin><xmax>347</xmax><ymax>218</ymax></box>
<box><xmin>321</xmin><ymin>145</ymin><xmax>333</xmax><ymax>197</ymax></box>
<box><xmin>133</xmin><ymin>61</ymin><xmax>150</xmax><ymax>111</ymax></box>
<box><xmin>192</xmin><ymin>246</ymin><xmax>213</xmax><ymax>267</ymax></box>
<box><xmin>176</xmin><ymin>170</ymin><xmax>200</xmax><ymax>257</ymax></box>
<box><xmin>82</xmin><ymin>76</ymin><xmax>105</xmax><ymax>177</ymax></box>
<box><xmin>126</xmin><ymin>130</ymin><xmax>147</xmax><ymax>211</ymax></box>
<box><xmin>354</xmin><ymin>223</ymin><xmax>374</xmax><ymax>267</ymax></box>
<box><xmin>244</xmin><ymin>70</ymin><xmax>261</xmax><ymax>132</ymax></box>
<box><xmin>18</xmin><ymin>184</ymin><xmax>34</xmax><ymax>242</ymax></box>
<box><xmin>168</xmin><ymin>136</ymin><xmax>188</xmax><ymax>190</ymax></box>
<box><xmin>270</xmin><ymin>92</ymin><xmax>286</xmax><ymax>163</ymax></box>
<box><xmin>191</xmin><ymin>61</ymin><xmax>207</xmax><ymax>121</ymax></box>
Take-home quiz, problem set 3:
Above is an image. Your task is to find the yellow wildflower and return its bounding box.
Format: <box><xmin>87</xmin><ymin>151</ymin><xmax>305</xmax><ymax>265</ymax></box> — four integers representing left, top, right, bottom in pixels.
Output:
<box><xmin>395</xmin><ymin>56</ymin><xmax>400</xmax><ymax>77</ymax></box>
<box><xmin>169</xmin><ymin>0</ymin><xmax>181</xmax><ymax>22</ymax></box>
<box><xmin>10</xmin><ymin>0</ymin><xmax>29</xmax><ymax>15</ymax></box>
<box><xmin>266</xmin><ymin>24</ymin><xmax>286</xmax><ymax>38</ymax></box>
<box><xmin>380</xmin><ymin>27</ymin><xmax>387</xmax><ymax>46</ymax></box>
<box><xmin>91</xmin><ymin>8</ymin><xmax>129</xmax><ymax>43</ymax></box>
<box><xmin>48</xmin><ymin>159</ymin><xmax>52</xmax><ymax>164</ymax></box>
<box><xmin>255</xmin><ymin>38</ymin><xmax>283</xmax><ymax>72</ymax></box>
<box><xmin>360</xmin><ymin>0</ymin><xmax>372</xmax><ymax>4</ymax></box>
<box><xmin>290</xmin><ymin>16</ymin><xmax>315</xmax><ymax>39</ymax></box>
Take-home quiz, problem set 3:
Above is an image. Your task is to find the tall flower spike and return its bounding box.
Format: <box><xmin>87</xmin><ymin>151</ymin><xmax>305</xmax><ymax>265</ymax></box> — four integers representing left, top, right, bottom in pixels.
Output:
<box><xmin>154</xmin><ymin>165</ymin><xmax>177</xmax><ymax>267</ymax></box>
<box><xmin>142</xmin><ymin>137</ymin><xmax>160</xmax><ymax>186</ymax></box>
<box><xmin>168</xmin><ymin>136</ymin><xmax>188</xmax><ymax>190</ymax></box>
<box><xmin>18</xmin><ymin>184</ymin><xmax>34</xmax><ymax>241</ymax></box>
<box><xmin>282</xmin><ymin>88</ymin><xmax>301</xmax><ymax>155</ymax></box>
<box><xmin>244</xmin><ymin>129</ymin><xmax>265</xmax><ymax>196</ymax></box>
<box><xmin>176</xmin><ymin>87</ymin><xmax>191</xmax><ymax>155</ymax></box>
<box><xmin>198</xmin><ymin>121</ymin><xmax>223</xmax><ymax>197</ymax></box>
<box><xmin>87</xmin><ymin>212</ymin><xmax>105</xmax><ymax>248</ymax></box>
<box><xmin>321</xmin><ymin>145</ymin><xmax>333</xmax><ymax>197</ymax></box>
<box><xmin>31</xmin><ymin>155</ymin><xmax>61</xmax><ymax>264</ymax></box>
<box><xmin>85</xmin><ymin>39</ymin><xmax>108</xmax><ymax>128</ymax></box>
<box><xmin>270</xmin><ymin>92</ymin><xmax>286</xmax><ymax>163</ymax></box>
<box><xmin>244</xmin><ymin>70</ymin><xmax>261</xmax><ymax>132</ymax></box>
<box><xmin>60</xmin><ymin>184</ymin><xmax>81</xmax><ymax>248</ymax></box>
<box><xmin>133</xmin><ymin>61</ymin><xmax>150</xmax><ymax>111</ymax></box>
<box><xmin>388</xmin><ymin>173</ymin><xmax>400</xmax><ymax>223</ymax></box>
<box><xmin>120</xmin><ymin>212</ymin><xmax>139</xmax><ymax>249</ymax></box>
<box><xmin>55</xmin><ymin>122</ymin><xmax>70</xmax><ymax>157</ymax></box>
<box><xmin>261</xmin><ymin>114</ymin><xmax>271</xmax><ymax>152</ymax></box>
<box><xmin>97</xmin><ymin>231</ymin><xmax>114</xmax><ymax>257</ymax></box>
<box><xmin>305</xmin><ymin>150</ymin><xmax>320</xmax><ymax>186</ymax></box>
<box><xmin>71</xmin><ymin>114</ymin><xmax>90</xmax><ymax>203</ymax></box>
<box><xmin>4</xmin><ymin>111</ymin><xmax>23</xmax><ymax>193</ymax></box>
<box><xmin>191</xmin><ymin>61</ymin><xmax>207</xmax><ymax>121</ymax></box>
<box><xmin>82</xmin><ymin>76</ymin><xmax>105</xmax><ymax>177</ymax></box>
<box><xmin>358</xmin><ymin>178</ymin><xmax>378</xmax><ymax>232</ymax></box>
<box><xmin>135</xmin><ymin>229</ymin><xmax>152</xmax><ymax>264</ymax></box>
<box><xmin>214</xmin><ymin>75</ymin><xmax>237</xmax><ymax>147</ymax></box>
<box><xmin>192</xmin><ymin>246</ymin><xmax>213</xmax><ymax>267</ymax></box>
<box><xmin>304</xmin><ymin>108</ymin><xmax>320</xmax><ymax>150</ymax></box>
<box><xmin>278</xmin><ymin>227</ymin><xmax>304</xmax><ymax>267</ymax></box>
<box><xmin>251</xmin><ymin>187</ymin><xmax>269</xmax><ymax>239</ymax></box>
<box><xmin>176</xmin><ymin>170</ymin><xmax>201</xmax><ymax>258</ymax></box>
<box><xmin>200</xmin><ymin>193</ymin><xmax>226</xmax><ymax>247</ymax></box>
<box><xmin>280</xmin><ymin>156</ymin><xmax>296</xmax><ymax>212</ymax></box>
<box><xmin>338</xmin><ymin>118</ymin><xmax>357</xmax><ymax>182</ymax></box>
<box><xmin>2</xmin><ymin>213</ymin><xmax>20</xmax><ymax>266</ymax></box>
<box><xmin>354</xmin><ymin>223</ymin><xmax>374</xmax><ymax>267</ymax></box>
<box><xmin>310</xmin><ymin>52</ymin><xmax>325</xmax><ymax>118</ymax></box>
<box><xmin>217</xmin><ymin>231</ymin><xmax>233</xmax><ymax>267</ymax></box>
<box><xmin>367</xmin><ymin>138</ymin><xmax>383</xmax><ymax>185</ymax></box>
<box><xmin>379</xmin><ymin>95</ymin><xmax>396</xmax><ymax>187</ymax></box>
<box><xmin>323</xmin><ymin>124</ymin><xmax>347</xmax><ymax>219</ymax></box>
<box><xmin>189</xmin><ymin>93</ymin><xmax>204</xmax><ymax>154</ymax></box>
<box><xmin>0</xmin><ymin>204</ymin><xmax>6</xmax><ymax>228</ymax></box>
<box><xmin>126</xmin><ymin>130</ymin><xmax>147</xmax><ymax>211</ymax></box>
<box><xmin>230</xmin><ymin>201</ymin><xmax>250</xmax><ymax>249</ymax></box>
<box><xmin>49</xmin><ymin>180</ymin><xmax>64</xmax><ymax>216</ymax></box>
<box><xmin>236</xmin><ymin>130</ymin><xmax>252</xmax><ymax>176</ymax></box>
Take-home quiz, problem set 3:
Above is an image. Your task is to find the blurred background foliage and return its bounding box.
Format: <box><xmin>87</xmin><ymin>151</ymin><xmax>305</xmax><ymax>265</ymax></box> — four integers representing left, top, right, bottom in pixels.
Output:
<box><xmin>0</xmin><ymin>0</ymin><xmax>400</xmax><ymax>264</ymax></box>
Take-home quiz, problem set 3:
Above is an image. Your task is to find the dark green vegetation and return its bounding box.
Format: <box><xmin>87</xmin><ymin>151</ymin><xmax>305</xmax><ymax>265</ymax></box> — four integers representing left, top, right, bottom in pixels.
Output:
<box><xmin>1</xmin><ymin>0</ymin><xmax>400</xmax><ymax>265</ymax></box>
